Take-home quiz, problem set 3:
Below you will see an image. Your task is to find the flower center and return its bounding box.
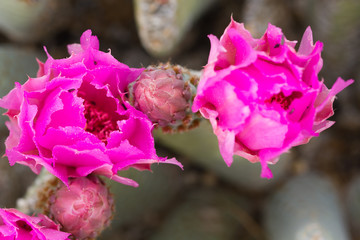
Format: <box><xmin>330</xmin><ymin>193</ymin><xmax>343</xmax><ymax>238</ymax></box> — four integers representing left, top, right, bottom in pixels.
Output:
<box><xmin>83</xmin><ymin>100</ymin><xmax>118</xmax><ymax>143</ymax></box>
<box><xmin>266</xmin><ymin>91</ymin><xmax>302</xmax><ymax>110</ymax></box>
<box><xmin>15</xmin><ymin>220</ymin><xmax>32</xmax><ymax>231</ymax></box>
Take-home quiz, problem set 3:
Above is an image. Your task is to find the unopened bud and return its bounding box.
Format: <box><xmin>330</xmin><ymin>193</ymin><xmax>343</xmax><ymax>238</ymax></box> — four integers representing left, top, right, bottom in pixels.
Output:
<box><xmin>132</xmin><ymin>63</ymin><xmax>201</xmax><ymax>132</ymax></box>
<box><xmin>48</xmin><ymin>176</ymin><xmax>113</xmax><ymax>240</ymax></box>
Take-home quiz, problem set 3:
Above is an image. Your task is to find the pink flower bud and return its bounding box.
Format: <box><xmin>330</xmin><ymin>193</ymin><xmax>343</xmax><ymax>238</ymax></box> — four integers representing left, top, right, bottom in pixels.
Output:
<box><xmin>133</xmin><ymin>64</ymin><xmax>192</xmax><ymax>127</ymax></box>
<box><xmin>49</xmin><ymin>176</ymin><xmax>113</xmax><ymax>240</ymax></box>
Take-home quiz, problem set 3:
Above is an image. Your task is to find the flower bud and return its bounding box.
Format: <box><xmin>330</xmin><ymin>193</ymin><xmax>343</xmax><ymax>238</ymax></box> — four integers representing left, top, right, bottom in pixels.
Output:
<box><xmin>49</xmin><ymin>176</ymin><xmax>113</xmax><ymax>240</ymax></box>
<box><xmin>132</xmin><ymin>63</ymin><xmax>201</xmax><ymax>132</ymax></box>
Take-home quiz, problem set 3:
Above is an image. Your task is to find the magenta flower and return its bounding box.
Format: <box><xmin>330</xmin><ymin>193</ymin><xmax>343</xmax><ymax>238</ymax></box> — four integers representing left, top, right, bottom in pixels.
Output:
<box><xmin>0</xmin><ymin>208</ymin><xmax>70</xmax><ymax>240</ymax></box>
<box><xmin>192</xmin><ymin>18</ymin><xmax>354</xmax><ymax>178</ymax></box>
<box><xmin>49</xmin><ymin>176</ymin><xmax>113</xmax><ymax>240</ymax></box>
<box><xmin>0</xmin><ymin>30</ymin><xmax>182</xmax><ymax>187</ymax></box>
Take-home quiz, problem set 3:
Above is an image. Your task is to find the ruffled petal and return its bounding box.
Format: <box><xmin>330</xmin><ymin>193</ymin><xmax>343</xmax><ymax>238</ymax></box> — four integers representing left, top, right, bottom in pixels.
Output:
<box><xmin>193</xmin><ymin>18</ymin><xmax>353</xmax><ymax>179</ymax></box>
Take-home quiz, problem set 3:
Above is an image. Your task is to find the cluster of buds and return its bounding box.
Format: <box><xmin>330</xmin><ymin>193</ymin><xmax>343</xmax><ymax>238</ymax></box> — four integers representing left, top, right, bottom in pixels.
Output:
<box><xmin>130</xmin><ymin>63</ymin><xmax>202</xmax><ymax>133</ymax></box>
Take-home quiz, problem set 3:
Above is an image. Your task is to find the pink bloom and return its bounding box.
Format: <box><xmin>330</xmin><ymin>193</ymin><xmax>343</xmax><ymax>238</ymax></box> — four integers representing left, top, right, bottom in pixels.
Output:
<box><xmin>0</xmin><ymin>208</ymin><xmax>70</xmax><ymax>240</ymax></box>
<box><xmin>49</xmin><ymin>176</ymin><xmax>113</xmax><ymax>240</ymax></box>
<box><xmin>0</xmin><ymin>30</ymin><xmax>182</xmax><ymax>187</ymax></box>
<box><xmin>192</xmin><ymin>18</ymin><xmax>354</xmax><ymax>178</ymax></box>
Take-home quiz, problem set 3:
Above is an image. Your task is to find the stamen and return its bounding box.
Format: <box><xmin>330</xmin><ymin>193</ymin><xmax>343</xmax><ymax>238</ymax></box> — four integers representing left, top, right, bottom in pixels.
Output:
<box><xmin>266</xmin><ymin>91</ymin><xmax>302</xmax><ymax>110</ymax></box>
<box><xmin>83</xmin><ymin>100</ymin><xmax>118</xmax><ymax>143</ymax></box>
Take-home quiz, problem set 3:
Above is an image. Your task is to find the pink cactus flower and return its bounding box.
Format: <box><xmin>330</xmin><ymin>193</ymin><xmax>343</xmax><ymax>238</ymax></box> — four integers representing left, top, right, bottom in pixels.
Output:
<box><xmin>192</xmin><ymin>18</ymin><xmax>354</xmax><ymax>178</ymax></box>
<box><xmin>0</xmin><ymin>30</ymin><xmax>182</xmax><ymax>187</ymax></box>
<box><xmin>49</xmin><ymin>176</ymin><xmax>113</xmax><ymax>240</ymax></box>
<box><xmin>0</xmin><ymin>208</ymin><xmax>70</xmax><ymax>240</ymax></box>
<box><xmin>133</xmin><ymin>65</ymin><xmax>191</xmax><ymax>126</ymax></box>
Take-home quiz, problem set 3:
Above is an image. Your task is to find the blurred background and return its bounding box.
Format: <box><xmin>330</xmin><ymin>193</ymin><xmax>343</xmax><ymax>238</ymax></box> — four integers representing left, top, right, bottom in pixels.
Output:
<box><xmin>0</xmin><ymin>0</ymin><xmax>359</xmax><ymax>239</ymax></box>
